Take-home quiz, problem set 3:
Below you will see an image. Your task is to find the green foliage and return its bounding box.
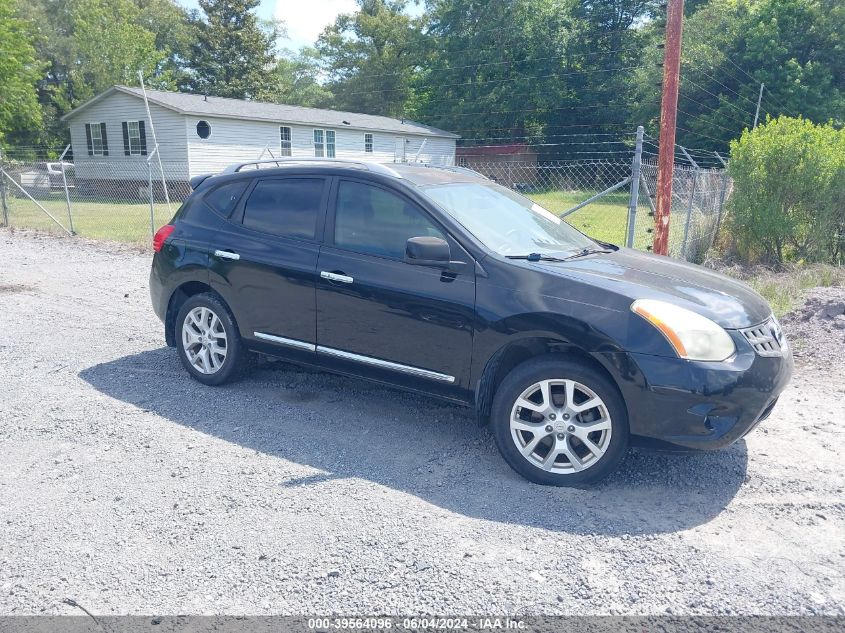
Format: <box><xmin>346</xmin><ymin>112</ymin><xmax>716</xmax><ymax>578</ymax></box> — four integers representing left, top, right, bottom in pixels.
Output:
<box><xmin>638</xmin><ymin>0</ymin><xmax>845</xmax><ymax>152</ymax></box>
<box><xmin>260</xmin><ymin>48</ymin><xmax>334</xmax><ymax>108</ymax></box>
<box><xmin>0</xmin><ymin>0</ymin><xmax>43</xmax><ymax>143</ymax></box>
<box><xmin>316</xmin><ymin>0</ymin><xmax>419</xmax><ymax>117</ymax></box>
<box><xmin>60</xmin><ymin>0</ymin><xmax>171</xmax><ymax>106</ymax></box>
<box><xmin>727</xmin><ymin>117</ymin><xmax>845</xmax><ymax>264</ymax></box>
<box><xmin>189</xmin><ymin>0</ymin><xmax>278</xmax><ymax>99</ymax></box>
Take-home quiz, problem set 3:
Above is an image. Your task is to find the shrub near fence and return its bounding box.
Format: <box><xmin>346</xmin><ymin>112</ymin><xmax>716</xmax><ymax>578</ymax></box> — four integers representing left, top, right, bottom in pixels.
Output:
<box><xmin>2</xmin><ymin>146</ymin><xmax>732</xmax><ymax>261</ymax></box>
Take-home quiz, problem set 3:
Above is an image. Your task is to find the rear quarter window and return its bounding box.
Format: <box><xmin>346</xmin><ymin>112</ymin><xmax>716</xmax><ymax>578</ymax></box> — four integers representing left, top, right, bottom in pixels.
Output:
<box><xmin>202</xmin><ymin>181</ymin><xmax>249</xmax><ymax>217</ymax></box>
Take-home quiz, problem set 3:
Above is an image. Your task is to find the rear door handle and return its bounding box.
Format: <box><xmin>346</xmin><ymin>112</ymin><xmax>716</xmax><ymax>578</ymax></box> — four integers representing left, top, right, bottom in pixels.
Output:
<box><xmin>320</xmin><ymin>271</ymin><xmax>354</xmax><ymax>284</ymax></box>
<box><xmin>214</xmin><ymin>249</ymin><xmax>240</xmax><ymax>261</ymax></box>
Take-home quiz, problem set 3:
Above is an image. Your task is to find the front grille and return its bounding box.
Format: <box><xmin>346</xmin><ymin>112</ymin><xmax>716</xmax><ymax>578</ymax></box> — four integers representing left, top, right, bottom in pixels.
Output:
<box><xmin>740</xmin><ymin>317</ymin><xmax>784</xmax><ymax>357</ymax></box>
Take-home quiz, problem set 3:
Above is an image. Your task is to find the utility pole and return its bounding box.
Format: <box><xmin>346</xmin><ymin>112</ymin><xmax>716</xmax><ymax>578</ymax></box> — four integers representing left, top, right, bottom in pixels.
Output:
<box><xmin>753</xmin><ymin>82</ymin><xmax>764</xmax><ymax>128</ymax></box>
<box><xmin>653</xmin><ymin>0</ymin><xmax>685</xmax><ymax>256</ymax></box>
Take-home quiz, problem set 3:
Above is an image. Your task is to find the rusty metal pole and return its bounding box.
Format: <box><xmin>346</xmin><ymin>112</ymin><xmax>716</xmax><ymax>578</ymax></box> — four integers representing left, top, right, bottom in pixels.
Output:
<box><xmin>653</xmin><ymin>0</ymin><xmax>684</xmax><ymax>256</ymax></box>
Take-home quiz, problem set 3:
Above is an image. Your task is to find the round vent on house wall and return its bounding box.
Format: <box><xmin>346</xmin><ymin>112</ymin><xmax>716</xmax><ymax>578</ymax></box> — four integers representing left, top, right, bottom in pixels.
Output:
<box><xmin>196</xmin><ymin>121</ymin><xmax>212</xmax><ymax>139</ymax></box>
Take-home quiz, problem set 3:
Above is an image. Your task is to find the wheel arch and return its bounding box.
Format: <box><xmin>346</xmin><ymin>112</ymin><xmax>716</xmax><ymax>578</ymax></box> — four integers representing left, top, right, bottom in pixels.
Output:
<box><xmin>474</xmin><ymin>335</ymin><xmax>628</xmax><ymax>427</ymax></box>
<box><xmin>165</xmin><ymin>281</ymin><xmax>226</xmax><ymax>347</ymax></box>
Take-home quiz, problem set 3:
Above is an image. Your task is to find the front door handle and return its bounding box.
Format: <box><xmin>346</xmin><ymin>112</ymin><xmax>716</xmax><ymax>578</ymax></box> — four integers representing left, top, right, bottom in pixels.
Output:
<box><xmin>321</xmin><ymin>271</ymin><xmax>354</xmax><ymax>284</ymax></box>
<box><xmin>214</xmin><ymin>249</ymin><xmax>240</xmax><ymax>261</ymax></box>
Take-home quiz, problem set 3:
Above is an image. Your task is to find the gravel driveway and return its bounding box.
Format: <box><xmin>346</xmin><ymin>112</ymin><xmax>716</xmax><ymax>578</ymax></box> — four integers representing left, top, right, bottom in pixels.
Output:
<box><xmin>1</xmin><ymin>229</ymin><xmax>843</xmax><ymax>616</ymax></box>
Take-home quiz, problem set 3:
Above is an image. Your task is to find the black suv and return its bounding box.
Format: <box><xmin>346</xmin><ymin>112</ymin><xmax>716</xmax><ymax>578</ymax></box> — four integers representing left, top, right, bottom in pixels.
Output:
<box><xmin>150</xmin><ymin>159</ymin><xmax>793</xmax><ymax>486</ymax></box>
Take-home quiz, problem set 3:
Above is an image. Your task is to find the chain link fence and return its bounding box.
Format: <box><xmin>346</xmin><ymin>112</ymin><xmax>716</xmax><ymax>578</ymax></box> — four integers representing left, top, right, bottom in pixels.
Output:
<box><xmin>2</xmin><ymin>143</ymin><xmax>731</xmax><ymax>260</ymax></box>
<box><xmin>0</xmin><ymin>147</ymin><xmax>184</xmax><ymax>243</ymax></box>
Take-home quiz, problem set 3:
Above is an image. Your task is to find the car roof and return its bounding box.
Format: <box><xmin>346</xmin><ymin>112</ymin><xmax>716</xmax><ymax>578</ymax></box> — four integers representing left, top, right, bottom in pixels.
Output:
<box><xmin>192</xmin><ymin>161</ymin><xmax>492</xmax><ymax>193</ymax></box>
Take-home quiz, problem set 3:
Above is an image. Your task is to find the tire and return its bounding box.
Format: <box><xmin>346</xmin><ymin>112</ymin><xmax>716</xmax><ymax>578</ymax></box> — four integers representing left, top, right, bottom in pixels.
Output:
<box><xmin>174</xmin><ymin>292</ymin><xmax>248</xmax><ymax>386</ymax></box>
<box><xmin>490</xmin><ymin>355</ymin><xmax>629</xmax><ymax>487</ymax></box>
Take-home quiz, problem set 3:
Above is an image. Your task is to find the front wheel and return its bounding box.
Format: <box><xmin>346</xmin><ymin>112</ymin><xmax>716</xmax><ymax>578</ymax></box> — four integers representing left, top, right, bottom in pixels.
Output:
<box><xmin>175</xmin><ymin>293</ymin><xmax>246</xmax><ymax>385</ymax></box>
<box><xmin>490</xmin><ymin>356</ymin><xmax>629</xmax><ymax>487</ymax></box>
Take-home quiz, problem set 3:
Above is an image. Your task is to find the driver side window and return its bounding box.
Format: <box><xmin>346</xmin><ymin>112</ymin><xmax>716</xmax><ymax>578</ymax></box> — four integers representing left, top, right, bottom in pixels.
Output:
<box><xmin>334</xmin><ymin>181</ymin><xmax>445</xmax><ymax>259</ymax></box>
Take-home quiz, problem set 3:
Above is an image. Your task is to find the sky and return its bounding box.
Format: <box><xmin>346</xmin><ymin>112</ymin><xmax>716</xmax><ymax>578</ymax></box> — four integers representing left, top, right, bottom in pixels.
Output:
<box><xmin>178</xmin><ymin>1</ymin><xmax>424</xmax><ymax>51</ymax></box>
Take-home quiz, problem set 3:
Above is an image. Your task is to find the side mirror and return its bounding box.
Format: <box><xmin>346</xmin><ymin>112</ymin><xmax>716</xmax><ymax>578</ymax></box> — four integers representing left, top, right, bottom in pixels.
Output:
<box><xmin>405</xmin><ymin>236</ymin><xmax>451</xmax><ymax>267</ymax></box>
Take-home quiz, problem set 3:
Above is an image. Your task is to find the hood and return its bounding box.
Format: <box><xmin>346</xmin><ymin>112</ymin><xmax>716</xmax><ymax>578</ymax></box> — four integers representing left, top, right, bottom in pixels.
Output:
<box><xmin>534</xmin><ymin>248</ymin><xmax>772</xmax><ymax>329</ymax></box>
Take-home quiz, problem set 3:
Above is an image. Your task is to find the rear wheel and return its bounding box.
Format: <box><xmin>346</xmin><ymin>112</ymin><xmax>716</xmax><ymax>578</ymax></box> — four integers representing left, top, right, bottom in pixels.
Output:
<box><xmin>490</xmin><ymin>356</ymin><xmax>629</xmax><ymax>486</ymax></box>
<box><xmin>175</xmin><ymin>293</ymin><xmax>246</xmax><ymax>385</ymax></box>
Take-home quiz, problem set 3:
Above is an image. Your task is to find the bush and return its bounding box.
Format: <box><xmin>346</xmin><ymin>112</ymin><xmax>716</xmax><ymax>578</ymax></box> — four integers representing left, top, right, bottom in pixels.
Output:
<box><xmin>727</xmin><ymin>117</ymin><xmax>845</xmax><ymax>264</ymax></box>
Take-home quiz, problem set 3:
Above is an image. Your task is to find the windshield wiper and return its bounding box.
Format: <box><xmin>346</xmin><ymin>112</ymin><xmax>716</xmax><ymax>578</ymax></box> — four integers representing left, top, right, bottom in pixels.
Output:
<box><xmin>560</xmin><ymin>247</ymin><xmax>613</xmax><ymax>261</ymax></box>
<box><xmin>505</xmin><ymin>253</ymin><xmax>568</xmax><ymax>262</ymax></box>
<box><xmin>506</xmin><ymin>248</ymin><xmax>611</xmax><ymax>262</ymax></box>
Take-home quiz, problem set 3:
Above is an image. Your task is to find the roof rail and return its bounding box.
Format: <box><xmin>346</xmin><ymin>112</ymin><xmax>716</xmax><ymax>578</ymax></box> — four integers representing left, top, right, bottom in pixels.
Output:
<box><xmin>410</xmin><ymin>163</ymin><xmax>491</xmax><ymax>180</ymax></box>
<box><xmin>220</xmin><ymin>157</ymin><xmax>403</xmax><ymax>178</ymax></box>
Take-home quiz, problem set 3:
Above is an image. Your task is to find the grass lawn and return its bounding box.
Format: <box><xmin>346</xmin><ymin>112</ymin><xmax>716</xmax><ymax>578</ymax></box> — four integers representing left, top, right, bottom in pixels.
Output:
<box><xmin>5</xmin><ymin>192</ymin><xmax>176</xmax><ymax>244</ymax></box>
<box><xmin>6</xmin><ymin>187</ymin><xmax>670</xmax><ymax>251</ymax></box>
<box><xmin>528</xmin><ymin>189</ymin><xmax>632</xmax><ymax>245</ymax></box>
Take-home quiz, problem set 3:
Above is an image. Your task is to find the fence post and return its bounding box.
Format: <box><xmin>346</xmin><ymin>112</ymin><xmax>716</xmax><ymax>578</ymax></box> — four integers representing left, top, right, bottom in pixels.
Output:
<box><xmin>59</xmin><ymin>144</ymin><xmax>75</xmax><ymax>235</ymax></box>
<box><xmin>626</xmin><ymin>126</ymin><xmax>644</xmax><ymax>248</ymax></box>
<box><xmin>678</xmin><ymin>146</ymin><xmax>699</xmax><ymax>260</ymax></box>
<box><xmin>713</xmin><ymin>152</ymin><xmax>729</xmax><ymax>243</ymax></box>
<box><xmin>148</xmin><ymin>156</ymin><xmax>155</xmax><ymax>238</ymax></box>
<box><xmin>0</xmin><ymin>149</ymin><xmax>9</xmax><ymax>228</ymax></box>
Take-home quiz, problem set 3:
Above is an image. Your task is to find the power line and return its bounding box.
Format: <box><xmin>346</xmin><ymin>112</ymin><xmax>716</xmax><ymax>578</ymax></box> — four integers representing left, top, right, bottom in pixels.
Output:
<box><xmin>680</xmin><ymin>76</ymin><xmax>757</xmax><ymax>120</ymax></box>
<box><xmin>678</xmin><ymin>93</ymin><xmax>758</xmax><ymax>128</ymax></box>
<box><xmin>337</xmin><ymin>43</ymin><xmax>651</xmax><ymax>82</ymax></box>
<box><xmin>342</xmin><ymin>64</ymin><xmax>655</xmax><ymax>97</ymax></box>
<box><xmin>682</xmin><ymin>64</ymin><xmax>765</xmax><ymax>111</ymax></box>
<box><xmin>677</xmin><ymin>108</ymin><xmax>744</xmax><ymax>136</ymax></box>
<box><xmin>719</xmin><ymin>55</ymin><xmax>798</xmax><ymax>117</ymax></box>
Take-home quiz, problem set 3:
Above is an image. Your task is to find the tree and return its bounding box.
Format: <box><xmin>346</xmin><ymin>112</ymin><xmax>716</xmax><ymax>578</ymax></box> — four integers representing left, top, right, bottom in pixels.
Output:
<box><xmin>637</xmin><ymin>0</ymin><xmax>845</xmax><ymax>153</ymax></box>
<box><xmin>728</xmin><ymin>117</ymin><xmax>845</xmax><ymax>263</ymax></box>
<box><xmin>316</xmin><ymin>0</ymin><xmax>421</xmax><ymax>117</ymax></box>
<box><xmin>260</xmin><ymin>48</ymin><xmax>334</xmax><ymax>108</ymax></box>
<box><xmin>189</xmin><ymin>0</ymin><xmax>278</xmax><ymax>99</ymax></box>
<box><xmin>0</xmin><ymin>0</ymin><xmax>44</xmax><ymax>144</ymax></box>
<box><xmin>11</xmin><ymin>0</ymin><xmax>178</xmax><ymax>146</ymax></box>
<box><xmin>134</xmin><ymin>0</ymin><xmax>197</xmax><ymax>89</ymax></box>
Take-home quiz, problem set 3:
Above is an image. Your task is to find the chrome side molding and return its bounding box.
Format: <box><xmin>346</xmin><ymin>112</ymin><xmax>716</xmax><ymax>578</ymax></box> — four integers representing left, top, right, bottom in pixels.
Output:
<box><xmin>252</xmin><ymin>332</ymin><xmax>456</xmax><ymax>383</ymax></box>
<box><xmin>317</xmin><ymin>346</ymin><xmax>455</xmax><ymax>383</ymax></box>
<box><xmin>253</xmin><ymin>332</ymin><xmax>316</xmax><ymax>352</ymax></box>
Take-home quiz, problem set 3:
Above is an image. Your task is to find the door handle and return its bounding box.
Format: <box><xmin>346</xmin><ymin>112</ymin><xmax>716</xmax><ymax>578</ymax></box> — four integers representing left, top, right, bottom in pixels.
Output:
<box><xmin>214</xmin><ymin>249</ymin><xmax>240</xmax><ymax>261</ymax></box>
<box><xmin>320</xmin><ymin>271</ymin><xmax>354</xmax><ymax>284</ymax></box>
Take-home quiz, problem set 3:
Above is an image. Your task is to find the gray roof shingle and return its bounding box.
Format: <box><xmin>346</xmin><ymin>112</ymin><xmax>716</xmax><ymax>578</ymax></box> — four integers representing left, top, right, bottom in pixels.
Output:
<box><xmin>63</xmin><ymin>86</ymin><xmax>458</xmax><ymax>139</ymax></box>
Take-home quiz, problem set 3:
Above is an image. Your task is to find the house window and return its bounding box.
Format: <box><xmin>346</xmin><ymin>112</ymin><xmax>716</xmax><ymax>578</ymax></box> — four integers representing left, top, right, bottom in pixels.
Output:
<box><xmin>313</xmin><ymin>129</ymin><xmax>324</xmax><ymax>157</ymax></box>
<box><xmin>326</xmin><ymin>130</ymin><xmax>336</xmax><ymax>158</ymax></box>
<box><xmin>196</xmin><ymin>120</ymin><xmax>212</xmax><ymax>139</ymax></box>
<box><xmin>86</xmin><ymin>123</ymin><xmax>108</xmax><ymax>156</ymax></box>
<box><xmin>122</xmin><ymin>120</ymin><xmax>147</xmax><ymax>156</ymax></box>
<box><xmin>314</xmin><ymin>129</ymin><xmax>336</xmax><ymax>158</ymax></box>
<box><xmin>364</xmin><ymin>133</ymin><xmax>373</xmax><ymax>153</ymax></box>
<box><xmin>280</xmin><ymin>126</ymin><xmax>292</xmax><ymax>156</ymax></box>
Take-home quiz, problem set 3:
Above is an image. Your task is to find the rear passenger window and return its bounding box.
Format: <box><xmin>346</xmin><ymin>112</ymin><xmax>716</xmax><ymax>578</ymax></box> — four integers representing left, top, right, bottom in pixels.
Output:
<box><xmin>204</xmin><ymin>181</ymin><xmax>248</xmax><ymax>216</ymax></box>
<box><xmin>242</xmin><ymin>178</ymin><xmax>325</xmax><ymax>239</ymax></box>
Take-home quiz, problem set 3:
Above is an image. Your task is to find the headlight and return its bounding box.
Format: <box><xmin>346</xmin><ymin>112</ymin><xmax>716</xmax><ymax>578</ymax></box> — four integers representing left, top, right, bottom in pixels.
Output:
<box><xmin>631</xmin><ymin>299</ymin><xmax>736</xmax><ymax>361</ymax></box>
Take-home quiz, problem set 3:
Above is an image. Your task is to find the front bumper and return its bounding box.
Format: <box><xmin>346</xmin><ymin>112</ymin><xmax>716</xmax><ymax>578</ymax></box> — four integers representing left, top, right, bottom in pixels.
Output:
<box><xmin>597</xmin><ymin>332</ymin><xmax>794</xmax><ymax>450</ymax></box>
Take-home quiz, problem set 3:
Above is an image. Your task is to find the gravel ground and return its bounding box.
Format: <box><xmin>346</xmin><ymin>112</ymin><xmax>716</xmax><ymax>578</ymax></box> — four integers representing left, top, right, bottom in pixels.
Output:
<box><xmin>1</xmin><ymin>228</ymin><xmax>843</xmax><ymax>616</ymax></box>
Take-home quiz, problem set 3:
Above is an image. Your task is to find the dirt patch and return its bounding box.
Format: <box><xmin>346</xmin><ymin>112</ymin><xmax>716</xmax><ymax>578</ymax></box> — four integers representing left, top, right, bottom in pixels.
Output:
<box><xmin>0</xmin><ymin>283</ymin><xmax>36</xmax><ymax>294</ymax></box>
<box><xmin>780</xmin><ymin>286</ymin><xmax>845</xmax><ymax>362</ymax></box>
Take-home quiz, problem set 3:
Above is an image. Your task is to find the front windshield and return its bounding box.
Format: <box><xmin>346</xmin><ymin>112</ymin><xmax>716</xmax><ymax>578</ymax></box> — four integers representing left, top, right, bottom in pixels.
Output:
<box><xmin>421</xmin><ymin>182</ymin><xmax>597</xmax><ymax>257</ymax></box>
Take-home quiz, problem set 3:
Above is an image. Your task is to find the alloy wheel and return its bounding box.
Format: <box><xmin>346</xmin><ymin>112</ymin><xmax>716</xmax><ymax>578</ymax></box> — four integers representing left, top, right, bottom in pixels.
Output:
<box><xmin>181</xmin><ymin>306</ymin><xmax>228</xmax><ymax>374</ymax></box>
<box><xmin>509</xmin><ymin>379</ymin><xmax>612</xmax><ymax>473</ymax></box>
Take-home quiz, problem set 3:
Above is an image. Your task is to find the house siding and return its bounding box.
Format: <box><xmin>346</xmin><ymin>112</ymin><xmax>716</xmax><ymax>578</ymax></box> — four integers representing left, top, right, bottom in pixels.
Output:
<box><xmin>68</xmin><ymin>92</ymin><xmax>189</xmax><ymax>186</ymax></box>
<box><xmin>185</xmin><ymin>116</ymin><xmax>455</xmax><ymax>177</ymax></box>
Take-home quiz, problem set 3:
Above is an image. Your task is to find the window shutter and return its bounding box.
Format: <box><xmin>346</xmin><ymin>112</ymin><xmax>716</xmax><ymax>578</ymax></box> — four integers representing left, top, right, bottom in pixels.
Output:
<box><xmin>100</xmin><ymin>123</ymin><xmax>109</xmax><ymax>156</ymax></box>
<box><xmin>139</xmin><ymin>120</ymin><xmax>147</xmax><ymax>155</ymax></box>
<box><xmin>122</xmin><ymin>122</ymin><xmax>130</xmax><ymax>156</ymax></box>
<box><xmin>85</xmin><ymin>124</ymin><xmax>93</xmax><ymax>156</ymax></box>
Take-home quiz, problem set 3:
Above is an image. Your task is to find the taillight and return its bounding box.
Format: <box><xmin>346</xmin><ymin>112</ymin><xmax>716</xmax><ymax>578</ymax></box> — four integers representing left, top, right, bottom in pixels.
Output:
<box><xmin>153</xmin><ymin>224</ymin><xmax>175</xmax><ymax>253</ymax></box>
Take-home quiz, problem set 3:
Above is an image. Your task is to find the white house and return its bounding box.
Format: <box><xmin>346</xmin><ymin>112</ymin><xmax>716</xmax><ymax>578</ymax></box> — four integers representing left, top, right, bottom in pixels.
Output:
<box><xmin>60</xmin><ymin>85</ymin><xmax>458</xmax><ymax>198</ymax></box>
